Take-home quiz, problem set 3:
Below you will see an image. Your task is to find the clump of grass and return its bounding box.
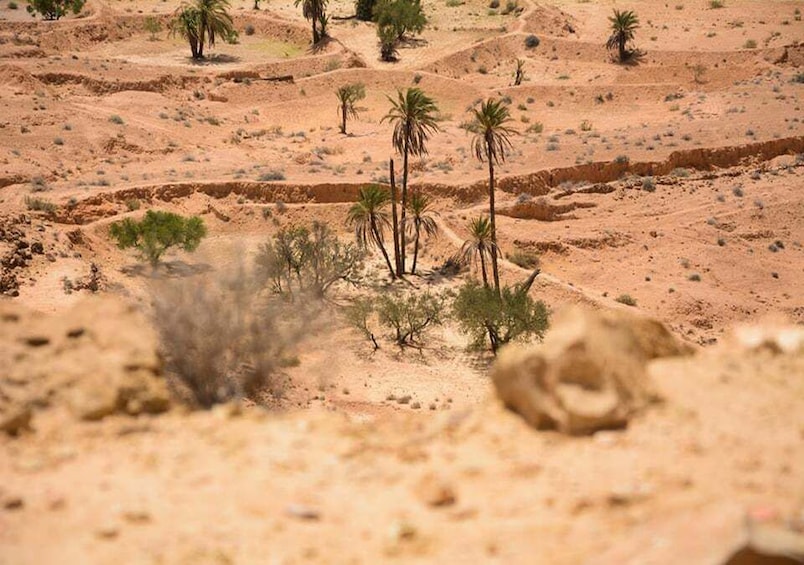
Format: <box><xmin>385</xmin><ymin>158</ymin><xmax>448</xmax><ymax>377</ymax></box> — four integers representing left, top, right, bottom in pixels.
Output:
<box><xmin>641</xmin><ymin>177</ymin><xmax>656</xmax><ymax>192</ymax></box>
<box><xmin>615</xmin><ymin>294</ymin><xmax>637</xmax><ymax>306</ymax></box>
<box><xmin>743</xmin><ymin>39</ymin><xmax>757</xmax><ymax>49</ymax></box>
<box><xmin>732</xmin><ymin>185</ymin><xmax>744</xmax><ymax>197</ymax></box>
<box><xmin>259</xmin><ymin>170</ymin><xmax>286</xmax><ymax>181</ymax></box>
<box><xmin>709</xmin><ymin>0</ymin><xmax>724</xmax><ymax>8</ymax></box>
<box><xmin>507</xmin><ymin>249</ymin><xmax>540</xmax><ymax>270</ymax></box>
<box><xmin>109</xmin><ymin>115</ymin><xmax>125</xmax><ymax>125</ymax></box>
<box><xmin>244</xmin><ymin>24</ymin><xmax>255</xmax><ymax>35</ymax></box>
<box><xmin>25</xmin><ymin>196</ymin><xmax>57</xmax><ymax>214</ymax></box>
<box><xmin>527</xmin><ymin>122</ymin><xmax>544</xmax><ymax>134</ymax></box>
<box><xmin>524</xmin><ymin>35</ymin><xmax>540</xmax><ymax>49</ymax></box>
<box><xmin>688</xmin><ymin>273</ymin><xmax>701</xmax><ymax>282</ymax></box>
<box><xmin>125</xmin><ymin>198</ymin><xmax>141</xmax><ymax>211</ymax></box>
<box><xmin>671</xmin><ymin>167</ymin><xmax>690</xmax><ymax>177</ymax></box>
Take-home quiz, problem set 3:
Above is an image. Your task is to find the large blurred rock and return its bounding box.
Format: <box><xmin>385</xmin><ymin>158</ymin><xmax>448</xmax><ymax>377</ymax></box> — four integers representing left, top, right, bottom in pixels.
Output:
<box><xmin>0</xmin><ymin>296</ymin><xmax>170</xmax><ymax>433</ymax></box>
<box><xmin>491</xmin><ymin>306</ymin><xmax>693</xmax><ymax>435</ymax></box>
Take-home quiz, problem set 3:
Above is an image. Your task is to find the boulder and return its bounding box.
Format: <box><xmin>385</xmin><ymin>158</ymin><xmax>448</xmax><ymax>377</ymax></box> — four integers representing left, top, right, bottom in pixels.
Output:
<box><xmin>491</xmin><ymin>306</ymin><xmax>693</xmax><ymax>435</ymax></box>
<box><xmin>0</xmin><ymin>296</ymin><xmax>170</xmax><ymax>433</ymax></box>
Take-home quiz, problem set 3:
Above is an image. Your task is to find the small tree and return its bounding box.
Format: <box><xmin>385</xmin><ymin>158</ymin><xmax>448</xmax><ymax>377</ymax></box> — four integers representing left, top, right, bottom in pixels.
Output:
<box><xmin>355</xmin><ymin>0</ymin><xmax>376</xmax><ymax>20</ymax></box>
<box><xmin>513</xmin><ymin>58</ymin><xmax>526</xmax><ymax>86</ymax></box>
<box><xmin>256</xmin><ymin>222</ymin><xmax>364</xmax><ymax>298</ymax></box>
<box><xmin>335</xmin><ymin>83</ymin><xmax>366</xmax><ymax>135</ymax></box>
<box><xmin>606</xmin><ymin>9</ymin><xmax>639</xmax><ymax>63</ymax></box>
<box><xmin>377</xmin><ymin>22</ymin><xmax>399</xmax><ymax>61</ymax></box>
<box><xmin>373</xmin><ymin>0</ymin><xmax>426</xmax><ymax>41</ymax></box>
<box><xmin>170</xmin><ymin>0</ymin><xmax>238</xmax><ymax>60</ymax></box>
<box><xmin>109</xmin><ymin>210</ymin><xmax>207</xmax><ymax>267</ymax></box>
<box><xmin>347</xmin><ymin>185</ymin><xmax>396</xmax><ymax>279</ymax></box>
<box><xmin>376</xmin><ymin>291</ymin><xmax>445</xmax><ymax>346</ymax></box>
<box><xmin>453</xmin><ymin>278</ymin><xmax>548</xmax><ymax>354</ymax></box>
<box><xmin>405</xmin><ymin>191</ymin><xmax>438</xmax><ymax>275</ymax></box>
<box><xmin>144</xmin><ymin>16</ymin><xmax>163</xmax><ymax>41</ymax></box>
<box><xmin>295</xmin><ymin>0</ymin><xmax>328</xmax><ymax>44</ymax></box>
<box><xmin>26</xmin><ymin>0</ymin><xmax>85</xmax><ymax>20</ymax></box>
<box><xmin>459</xmin><ymin>216</ymin><xmax>498</xmax><ymax>288</ymax></box>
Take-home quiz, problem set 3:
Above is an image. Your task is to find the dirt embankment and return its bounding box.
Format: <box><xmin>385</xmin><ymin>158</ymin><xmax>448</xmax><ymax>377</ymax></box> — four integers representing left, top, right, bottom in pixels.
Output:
<box><xmin>51</xmin><ymin>135</ymin><xmax>804</xmax><ymax>225</ymax></box>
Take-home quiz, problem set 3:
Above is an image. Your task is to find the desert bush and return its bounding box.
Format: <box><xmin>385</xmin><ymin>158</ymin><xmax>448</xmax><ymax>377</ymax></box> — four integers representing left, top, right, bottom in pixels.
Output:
<box><xmin>259</xmin><ymin>170</ymin><xmax>286</xmax><ymax>181</ymax></box>
<box><xmin>24</xmin><ymin>196</ymin><xmax>56</xmax><ymax>215</ymax></box>
<box><xmin>688</xmin><ymin>273</ymin><xmax>701</xmax><ymax>281</ymax></box>
<box><xmin>109</xmin><ymin>114</ymin><xmax>124</xmax><ymax>125</ymax></box>
<box><xmin>524</xmin><ymin>34</ymin><xmax>540</xmax><ymax>48</ymax></box>
<box><xmin>244</xmin><ymin>23</ymin><xmax>255</xmax><ymax>35</ymax></box>
<box><xmin>255</xmin><ymin>222</ymin><xmax>364</xmax><ymax>298</ymax></box>
<box><xmin>507</xmin><ymin>249</ymin><xmax>540</xmax><ymax>270</ymax></box>
<box><xmin>26</xmin><ymin>0</ymin><xmax>85</xmax><ymax>20</ymax></box>
<box><xmin>355</xmin><ymin>0</ymin><xmax>376</xmax><ymax>20</ymax></box>
<box><xmin>144</xmin><ymin>16</ymin><xmax>162</xmax><ymax>40</ymax></box>
<box><xmin>373</xmin><ymin>0</ymin><xmax>426</xmax><ymax>41</ymax></box>
<box><xmin>377</xmin><ymin>291</ymin><xmax>445</xmax><ymax>346</ymax></box>
<box><xmin>709</xmin><ymin>0</ymin><xmax>723</xmax><ymax>8</ymax></box>
<box><xmin>615</xmin><ymin>293</ymin><xmax>637</xmax><ymax>306</ymax></box>
<box><xmin>8</xmin><ymin>1</ymin><xmax>18</xmax><ymax>8</ymax></box>
<box><xmin>743</xmin><ymin>39</ymin><xmax>757</xmax><ymax>49</ymax></box>
<box><xmin>794</xmin><ymin>73</ymin><xmax>804</xmax><ymax>84</ymax></box>
<box><xmin>344</xmin><ymin>296</ymin><xmax>380</xmax><ymax>349</ymax></box>
<box><xmin>125</xmin><ymin>198</ymin><xmax>141</xmax><ymax>211</ymax></box>
<box><xmin>151</xmin><ymin>266</ymin><xmax>309</xmax><ymax>408</ymax></box>
<box><xmin>641</xmin><ymin>177</ymin><xmax>656</xmax><ymax>191</ymax></box>
<box><xmin>109</xmin><ymin>210</ymin><xmax>207</xmax><ymax>267</ymax></box>
<box><xmin>453</xmin><ymin>280</ymin><xmax>548</xmax><ymax>354</ymax></box>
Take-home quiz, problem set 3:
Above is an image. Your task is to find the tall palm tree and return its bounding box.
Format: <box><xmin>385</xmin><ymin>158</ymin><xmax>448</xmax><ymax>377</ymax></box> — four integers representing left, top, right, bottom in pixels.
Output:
<box><xmin>347</xmin><ymin>185</ymin><xmax>395</xmax><ymax>279</ymax></box>
<box><xmin>295</xmin><ymin>0</ymin><xmax>328</xmax><ymax>44</ymax></box>
<box><xmin>405</xmin><ymin>192</ymin><xmax>438</xmax><ymax>275</ymax></box>
<box><xmin>171</xmin><ymin>0</ymin><xmax>236</xmax><ymax>59</ymax></box>
<box><xmin>606</xmin><ymin>9</ymin><xmax>639</xmax><ymax>62</ymax></box>
<box><xmin>459</xmin><ymin>216</ymin><xmax>498</xmax><ymax>289</ymax></box>
<box><xmin>467</xmin><ymin>98</ymin><xmax>515</xmax><ymax>293</ymax></box>
<box><xmin>335</xmin><ymin>83</ymin><xmax>366</xmax><ymax>135</ymax></box>
<box><xmin>381</xmin><ymin>88</ymin><xmax>440</xmax><ymax>274</ymax></box>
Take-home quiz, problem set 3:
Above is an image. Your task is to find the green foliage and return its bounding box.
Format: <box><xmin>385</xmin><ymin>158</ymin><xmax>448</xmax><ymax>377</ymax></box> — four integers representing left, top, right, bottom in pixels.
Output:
<box><xmin>347</xmin><ymin>185</ymin><xmax>396</xmax><ymax>278</ymax></box>
<box><xmin>453</xmin><ymin>280</ymin><xmax>548</xmax><ymax>354</ymax></box>
<box><xmin>355</xmin><ymin>0</ymin><xmax>376</xmax><ymax>20</ymax></box>
<box><xmin>377</xmin><ymin>23</ymin><xmax>399</xmax><ymax>61</ymax></box>
<box><xmin>459</xmin><ymin>216</ymin><xmax>497</xmax><ymax>287</ymax></box>
<box><xmin>507</xmin><ymin>248</ymin><xmax>540</xmax><ymax>270</ymax></box>
<box><xmin>606</xmin><ymin>9</ymin><xmax>639</xmax><ymax>62</ymax></box>
<box><xmin>524</xmin><ymin>34</ymin><xmax>539</xmax><ymax>48</ymax></box>
<box><xmin>335</xmin><ymin>83</ymin><xmax>366</xmax><ymax>134</ymax></box>
<box><xmin>376</xmin><ymin>291</ymin><xmax>445</xmax><ymax>346</ymax></box>
<box><xmin>295</xmin><ymin>0</ymin><xmax>328</xmax><ymax>43</ymax></box>
<box><xmin>373</xmin><ymin>0</ymin><xmax>426</xmax><ymax>41</ymax></box>
<box><xmin>26</xmin><ymin>0</ymin><xmax>85</xmax><ymax>20</ymax></box>
<box><xmin>144</xmin><ymin>16</ymin><xmax>162</xmax><ymax>40</ymax></box>
<box><xmin>109</xmin><ymin>210</ymin><xmax>207</xmax><ymax>267</ymax></box>
<box><xmin>255</xmin><ymin>221</ymin><xmax>364</xmax><ymax>298</ymax></box>
<box><xmin>170</xmin><ymin>0</ymin><xmax>238</xmax><ymax>59</ymax></box>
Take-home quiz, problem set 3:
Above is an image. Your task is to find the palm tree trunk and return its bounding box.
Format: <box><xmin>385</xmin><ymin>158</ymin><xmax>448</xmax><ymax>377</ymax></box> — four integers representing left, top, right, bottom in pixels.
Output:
<box><xmin>312</xmin><ymin>18</ymin><xmax>318</xmax><ymax>44</ymax></box>
<box><xmin>197</xmin><ymin>24</ymin><xmax>205</xmax><ymax>58</ymax></box>
<box><xmin>488</xmin><ymin>156</ymin><xmax>501</xmax><ymax>294</ymax></box>
<box><xmin>389</xmin><ymin>159</ymin><xmax>402</xmax><ymax>276</ymax></box>
<box><xmin>340</xmin><ymin>104</ymin><xmax>347</xmax><ymax>134</ymax></box>
<box><xmin>479</xmin><ymin>249</ymin><xmax>489</xmax><ymax>288</ymax></box>
<box><xmin>400</xmin><ymin>138</ymin><xmax>409</xmax><ymax>274</ymax></box>
<box><xmin>619</xmin><ymin>35</ymin><xmax>626</xmax><ymax>62</ymax></box>
<box><xmin>371</xmin><ymin>220</ymin><xmax>395</xmax><ymax>279</ymax></box>
<box><xmin>411</xmin><ymin>223</ymin><xmax>420</xmax><ymax>275</ymax></box>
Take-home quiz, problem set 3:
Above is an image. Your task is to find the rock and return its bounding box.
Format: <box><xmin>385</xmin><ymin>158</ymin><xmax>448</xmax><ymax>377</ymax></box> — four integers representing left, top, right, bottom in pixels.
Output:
<box><xmin>415</xmin><ymin>473</ymin><xmax>457</xmax><ymax>508</ymax></box>
<box><xmin>0</xmin><ymin>296</ymin><xmax>171</xmax><ymax>428</ymax></box>
<box><xmin>491</xmin><ymin>306</ymin><xmax>693</xmax><ymax>435</ymax></box>
<box><xmin>0</xmin><ymin>402</ymin><xmax>32</xmax><ymax>436</ymax></box>
<box><xmin>3</xmin><ymin>496</ymin><xmax>24</xmax><ymax>510</ymax></box>
<box><xmin>285</xmin><ymin>504</ymin><xmax>321</xmax><ymax>521</ymax></box>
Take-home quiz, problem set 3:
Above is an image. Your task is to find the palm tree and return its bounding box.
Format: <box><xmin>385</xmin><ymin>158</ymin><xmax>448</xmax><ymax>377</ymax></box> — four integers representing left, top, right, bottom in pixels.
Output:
<box><xmin>467</xmin><ymin>98</ymin><xmax>515</xmax><ymax>293</ymax></box>
<box><xmin>335</xmin><ymin>83</ymin><xmax>366</xmax><ymax>135</ymax></box>
<box><xmin>381</xmin><ymin>88</ymin><xmax>440</xmax><ymax>274</ymax></box>
<box><xmin>347</xmin><ymin>185</ymin><xmax>395</xmax><ymax>279</ymax></box>
<box><xmin>405</xmin><ymin>192</ymin><xmax>438</xmax><ymax>275</ymax></box>
<box><xmin>295</xmin><ymin>0</ymin><xmax>328</xmax><ymax>44</ymax></box>
<box><xmin>171</xmin><ymin>0</ymin><xmax>237</xmax><ymax>59</ymax></box>
<box><xmin>513</xmin><ymin>58</ymin><xmax>526</xmax><ymax>86</ymax></box>
<box><xmin>459</xmin><ymin>216</ymin><xmax>498</xmax><ymax>288</ymax></box>
<box><xmin>606</xmin><ymin>9</ymin><xmax>639</xmax><ymax>62</ymax></box>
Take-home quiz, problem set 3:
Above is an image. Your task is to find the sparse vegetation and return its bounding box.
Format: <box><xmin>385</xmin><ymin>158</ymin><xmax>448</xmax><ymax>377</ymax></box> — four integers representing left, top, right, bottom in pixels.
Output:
<box><xmin>26</xmin><ymin>0</ymin><xmax>85</xmax><ymax>20</ymax></box>
<box><xmin>524</xmin><ymin>34</ymin><xmax>540</xmax><ymax>49</ymax></box>
<box><xmin>24</xmin><ymin>196</ymin><xmax>57</xmax><ymax>215</ymax></box>
<box><xmin>109</xmin><ymin>210</ymin><xmax>207</xmax><ymax>267</ymax></box>
<box><xmin>606</xmin><ymin>9</ymin><xmax>639</xmax><ymax>63</ymax></box>
<box><xmin>335</xmin><ymin>83</ymin><xmax>366</xmax><ymax>135</ymax></box>
<box><xmin>615</xmin><ymin>293</ymin><xmax>637</xmax><ymax>306</ymax></box>
<box><xmin>169</xmin><ymin>0</ymin><xmax>238</xmax><ymax>60</ymax></box>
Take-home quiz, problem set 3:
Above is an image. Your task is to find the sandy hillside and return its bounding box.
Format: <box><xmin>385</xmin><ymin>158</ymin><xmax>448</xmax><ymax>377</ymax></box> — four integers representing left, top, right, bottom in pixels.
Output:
<box><xmin>1</xmin><ymin>0</ymin><xmax>803</xmax><ymax>562</ymax></box>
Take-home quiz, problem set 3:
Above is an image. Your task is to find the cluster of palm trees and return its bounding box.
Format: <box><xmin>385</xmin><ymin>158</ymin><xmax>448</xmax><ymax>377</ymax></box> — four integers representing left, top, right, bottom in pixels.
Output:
<box><xmin>170</xmin><ymin>0</ymin><xmax>237</xmax><ymax>60</ymax></box>
<box><xmin>346</xmin><ymin>87</ymin><xmax>515</xmax><ymax>294</ymax></box>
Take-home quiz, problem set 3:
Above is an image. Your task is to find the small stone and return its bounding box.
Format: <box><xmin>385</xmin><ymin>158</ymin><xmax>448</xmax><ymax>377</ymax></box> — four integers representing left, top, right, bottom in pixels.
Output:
<box><xmin>285</xmin><ymin>504</ymin><xmax>320</xmax><ymax>521</ymax></box>
<box><xmin>415</xmin><ymin>473</ymin><xmax>457</xmax><ymax>508</ymax></box>
<box><xmin>397</xmin><ymin>395</ymin><xmax>411</xmax><ymax>405</ymax></box>
<box><xmin>3</xmin><ymin>496</ymin><xmax>24</xmax><ymax>510</ymax></box>
<box><xmin>96</xmin><ymin>523</ymin><xmax>119</xmax><ymax>539</ymax></box>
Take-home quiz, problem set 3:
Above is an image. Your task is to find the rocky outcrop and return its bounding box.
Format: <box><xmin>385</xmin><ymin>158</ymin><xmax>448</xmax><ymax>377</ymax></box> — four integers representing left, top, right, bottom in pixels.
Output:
<box><xmin>0</xmin><ymin>297</ymin><xmax>170</xmax><ymax>434</ymax></box>
<box><xmin>492</xmin><ymin>306</ymin><xmax>693</xmax><ymax>435</ymax></box>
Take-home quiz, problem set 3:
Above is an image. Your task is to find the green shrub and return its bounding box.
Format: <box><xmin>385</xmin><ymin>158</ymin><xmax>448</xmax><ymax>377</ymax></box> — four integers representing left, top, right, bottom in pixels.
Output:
<box><xmin>373</xmin><ymin>0</ymin><xmax>426</xmax><ymax>41</ymax></box>
<box><xmin>259</xmin><ymin>170</ymin><xmax>286</xmax><ymax>181</ymax></box>
<box><xmin>524</xmin><ymin>34</ymin><xmax>540</xmax><ymax>48</ymax></box>
<box><xmin>109</xmin><ymin>114</ymin><xmax>125</xmax><ymax>125</ymax></box>
<box><xmin>109</xmin><ymin>210</ymin><xmax>207</xmax><ymax>267</ymax></box>
<box><xmin>8</xmin><ymin>1</ymin><xmax>19</xmax><ymax>9</ymax></box>
<box><xmin>615</xmin><ymin>294</ymin><xmax>637</xmax><ymax>306</ymax></box>
<box><xmin>507</xmin><ymin>249</ymin><xmax>540</xmax><ymax>270</ymax></box>
<box><xmin>743</xmin><ymin>39</ymin><xmax>757</xmax><ymax>49</ymax></box>
<box><xmin>26</xmin><ymin>0</ymin><xmax>85</xmax><ymax>20</ymax></box>
<box><xmin>453</xmin><ymin>280</ymin><xmax>548</xmax><ymax>354</ymax></box>
<box><xmin>377</xmin><ymin>291</ymin><xmax>445</xmax><ymax>346</ymax></box>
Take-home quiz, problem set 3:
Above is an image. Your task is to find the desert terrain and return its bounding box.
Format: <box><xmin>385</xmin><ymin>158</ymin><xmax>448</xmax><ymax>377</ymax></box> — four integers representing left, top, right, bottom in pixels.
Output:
<box><xmin>1</xmin><ymin>0</ymin><xmax>803</xmax><ymax>562</ymax></box>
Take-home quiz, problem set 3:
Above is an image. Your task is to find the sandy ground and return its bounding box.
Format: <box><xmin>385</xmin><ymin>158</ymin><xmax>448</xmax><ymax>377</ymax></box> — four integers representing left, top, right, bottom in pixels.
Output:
<box><xmin>1</xmin><ymin>0</ymin><xmax>803</xmax><ymax>562</ymax></box>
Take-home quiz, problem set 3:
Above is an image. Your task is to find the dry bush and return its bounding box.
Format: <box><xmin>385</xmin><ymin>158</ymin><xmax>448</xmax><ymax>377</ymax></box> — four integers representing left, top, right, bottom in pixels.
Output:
<box><xmin>151</xmin><ymin>264</ymin><xmax>313</xmax><ymax>408</ymax></box>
